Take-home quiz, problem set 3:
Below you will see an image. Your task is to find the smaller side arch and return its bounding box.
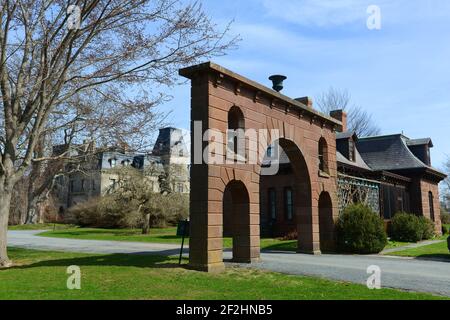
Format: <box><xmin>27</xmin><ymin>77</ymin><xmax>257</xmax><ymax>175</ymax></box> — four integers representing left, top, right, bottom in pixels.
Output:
<box><xmin>318</xmin><ymin>191</ymin><xmax>335</xmax><ymax>252</ymax></box>
<box><xmin>223</xmin><ymin>179</ymin><xmax>259</xmax><ymax>263</ymax></box>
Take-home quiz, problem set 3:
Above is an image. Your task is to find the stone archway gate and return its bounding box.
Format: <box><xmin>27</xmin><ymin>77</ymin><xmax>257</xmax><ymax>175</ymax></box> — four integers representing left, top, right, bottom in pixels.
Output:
<box><xmin>179</xmin><ymin>62</ymin><xmax>341</xmax><ymax>272</ymax></box>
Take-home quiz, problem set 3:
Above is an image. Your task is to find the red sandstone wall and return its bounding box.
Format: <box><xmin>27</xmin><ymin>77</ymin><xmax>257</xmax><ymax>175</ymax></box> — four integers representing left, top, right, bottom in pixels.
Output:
<box><xmin>184</xmin><ymin>63</ymin><xmax>340</xmax><ymax>271</ymax></box>
<box><xmin>419</xmin><ymin>179</ymin><xmax>442</xmax><ymax>234</ymax></box>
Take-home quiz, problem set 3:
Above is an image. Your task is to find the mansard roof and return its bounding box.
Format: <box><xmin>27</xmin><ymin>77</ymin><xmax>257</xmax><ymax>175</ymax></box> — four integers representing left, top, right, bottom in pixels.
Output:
<box><xmin>406</xmin><ymin>138</ymin><xmax>433</xmax><ymax>147</ymax></box>
<box><xmin>356</xmin><ymin>134</ymin><xmax>446</xmax><ymax>179</ymax></box>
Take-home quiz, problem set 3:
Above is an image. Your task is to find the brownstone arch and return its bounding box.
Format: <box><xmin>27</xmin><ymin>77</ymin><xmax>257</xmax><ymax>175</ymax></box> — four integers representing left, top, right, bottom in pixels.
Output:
<box><xmin>180</xmin><ymin>62</ymin><xmax>340</xmax><ymax>272</ymax></box>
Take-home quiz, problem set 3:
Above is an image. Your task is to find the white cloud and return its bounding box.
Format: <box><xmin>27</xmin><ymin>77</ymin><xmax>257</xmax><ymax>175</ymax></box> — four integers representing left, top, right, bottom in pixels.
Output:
<box><xmin>262</xmin><ymin>0</ymin><xmax>370</xmax><ymax>27</ymax></box>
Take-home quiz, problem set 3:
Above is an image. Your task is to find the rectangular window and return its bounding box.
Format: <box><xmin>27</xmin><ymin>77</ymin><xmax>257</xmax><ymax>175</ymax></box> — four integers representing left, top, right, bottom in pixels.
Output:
<box><xmin>178</xmin><ymin>183</ymin><xmax>184</xmax><ymax>193</ymax></box>
<box><xmin>429</xmin><ymin>192</ymin><xmax>435</xmax><ymax>221</ymax></box>
<box><xmin>69</xmin><ymin>180</ymin><xmax>75</xmax><ymax>192</ymax></box>
<box><xmin>349</xmin><ymin>141</ymin><xmax>355</xmax><ymax>162</ymax></box>
<box><xmin>268</xmin><ymin>188</ymin><xmax>276</xmax><ymax>220</ymax></box>
<box><xmin>284</xmin><ymin>187</ymin><xmax>294</xmax><ymax>221</ymax></box>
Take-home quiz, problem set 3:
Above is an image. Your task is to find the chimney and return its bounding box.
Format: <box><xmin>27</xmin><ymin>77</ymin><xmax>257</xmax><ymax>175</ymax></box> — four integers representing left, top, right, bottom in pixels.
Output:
<box><xmin>330</xmin><ymin>109</ymin><xmax>347</xmax><ymax>132</ymax></box>
<box><xmin>295</xmin><ymin>96</ymin><xmax>313</xmax><ymax>108</ymax></box>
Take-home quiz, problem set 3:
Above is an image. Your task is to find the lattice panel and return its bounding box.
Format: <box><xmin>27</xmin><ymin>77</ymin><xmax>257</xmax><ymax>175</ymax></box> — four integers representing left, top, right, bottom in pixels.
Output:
<box><xmin>337</xmin><ymin>175</ymin><xmax>380</xmax><ymax>214</ymax></box>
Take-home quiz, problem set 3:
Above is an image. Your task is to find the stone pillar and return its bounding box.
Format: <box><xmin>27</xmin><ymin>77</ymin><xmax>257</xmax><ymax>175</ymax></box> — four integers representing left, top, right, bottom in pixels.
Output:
<box><xmin>297</xmin><ymin>204</ymin><xmax>321</xmax><ymax>254</ymax></box>
<box><xmin>188</xmin><ymin>74</ymin><xmax>226</xmax><ymax>273</ymax></box>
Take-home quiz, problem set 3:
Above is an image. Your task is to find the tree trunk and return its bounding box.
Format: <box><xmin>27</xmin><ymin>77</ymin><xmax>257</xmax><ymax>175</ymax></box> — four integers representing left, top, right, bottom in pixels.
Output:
<box><xmin>25</xmin><ymin>196</ymin><xmax>39</xmax><ymax>224</ymax></box>
<box><xmin>0</xmin><ymin>189</ymin><xmax>13</xmax><ymax>267</ymax></box>
<box><xmin>142</xmin><ymin>213</ymin><xmax>150</xmax><ymax>234</ymax></box>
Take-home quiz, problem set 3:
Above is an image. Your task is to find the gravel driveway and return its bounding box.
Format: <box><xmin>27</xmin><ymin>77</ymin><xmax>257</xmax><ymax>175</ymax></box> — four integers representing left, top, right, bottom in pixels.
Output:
<box><xmin>7</xmin><ymin>230</ymin><xmax>450</xmax><ymax>297</ymax></box>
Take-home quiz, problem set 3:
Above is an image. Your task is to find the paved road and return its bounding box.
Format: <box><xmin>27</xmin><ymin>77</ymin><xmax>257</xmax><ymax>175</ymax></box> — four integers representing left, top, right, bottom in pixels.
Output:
<box><xmin>7</xmin><ymin>230</ymin><xmax>450</xmax><ymax>297</ymax></box>
<box><xmin>7</xmin><ymin>230</ymin><xmax>184</xmax><ymax>256</ymax></box>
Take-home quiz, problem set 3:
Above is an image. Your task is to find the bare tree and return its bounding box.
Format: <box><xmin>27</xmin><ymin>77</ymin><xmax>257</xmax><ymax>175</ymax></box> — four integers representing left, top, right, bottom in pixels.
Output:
<box><xmin>112</xmin><ymin>164</ymin><xmax>188</xmax><ymax>235</ymax></box>
<box><xmin>316</xmin><ymin>87</ymin><xmax>381</xmax><ymax>137</ymax></box>
<box><xmin>442</xmin><ymin>156</ymin><xmax>450</xmax><ymax>208</ymax></box>
<box><xmin>0</xmin><ymin>0</ymin><xmax>237</xmax><ymax>267</ymax></box>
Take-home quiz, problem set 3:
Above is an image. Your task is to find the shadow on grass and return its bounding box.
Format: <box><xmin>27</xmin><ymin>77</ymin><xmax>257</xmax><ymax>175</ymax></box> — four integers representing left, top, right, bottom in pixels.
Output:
<box><xmin>261</xmin><ymin>242</ymin><xmax>297</xmax><ymax>252</ymax></box>
<box><xmin>8</xmin><ymin>252</ymin><xmax>186</xmax><ymax>271</ymax></box>
<box><xmin>414</xmin><ymin>254</ymin><xmax>450</xmax><ymax>262</ymax></box>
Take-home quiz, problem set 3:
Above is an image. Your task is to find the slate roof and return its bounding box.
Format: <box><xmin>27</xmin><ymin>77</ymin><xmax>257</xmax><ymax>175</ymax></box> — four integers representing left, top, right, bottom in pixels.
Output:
<box><xmin>336</xmin><ymin>131</ymin><xmax>357</xmax><ymax>140</ymax></box>
<box><xmin>336</xmin><ymin>150</ymin><xmax>372</xmax><ymax>171</ymax></box>
<box><xmin>406</xmin><ymin>138</ymin><xmax>433</xmax><ymax>147</ymax></box>
<box><xmin>356</xmin><ymin>134</ymin><xmax>443</xmax><ymax>175</ymax></box>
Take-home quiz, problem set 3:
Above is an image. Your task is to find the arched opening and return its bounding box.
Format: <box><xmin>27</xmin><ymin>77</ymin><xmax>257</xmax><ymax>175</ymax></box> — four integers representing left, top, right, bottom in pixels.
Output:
<box><xmin>428</xmin><ymin>191</ymin><xmax>435</xmax><ymax>221</ymax></box>
<box><xmin>259</xmin><ymin>138</ymin><xmax>313</xmax><ymax>252</ymax></box>
<box><xmin>227</xmin><ymin>106</ymin><xmax>245</xmax><ymax>162</ymax></box>
<box><xmin>318</xmin><ymin>137</ymin><xmax>328</xmax><ymax>173</ymax></box>
<box><xmin>223</xmin><ymin>180</ymin><xmax>252</xmax><ymax>262</ymax></box>
<box><xmin>319</xmin><ymin>192</ymin><xmax>334</xmax><ymax>252</ymax></box>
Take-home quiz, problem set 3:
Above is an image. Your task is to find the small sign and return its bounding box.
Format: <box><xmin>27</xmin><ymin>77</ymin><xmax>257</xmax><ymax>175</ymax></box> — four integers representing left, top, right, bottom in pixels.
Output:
<box><xmin>176</xmin><ymin>220</ymin><xmax>190</xmax><ymax>237</ymax></box>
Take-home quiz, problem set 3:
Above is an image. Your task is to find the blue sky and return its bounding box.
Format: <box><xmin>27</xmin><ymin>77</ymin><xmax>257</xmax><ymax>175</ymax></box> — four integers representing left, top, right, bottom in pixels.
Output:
<box><xmin>161</xmin><ymin>0</ymin><xmax>450</xmax><ymax>170</ymax></box>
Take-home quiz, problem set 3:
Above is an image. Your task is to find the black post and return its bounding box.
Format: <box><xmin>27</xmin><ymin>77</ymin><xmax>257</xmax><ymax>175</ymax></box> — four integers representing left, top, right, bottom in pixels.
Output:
<box><xmin>178</xmin><ymin>219</ymin><xmax>188</xmax><ymax>265</ymax></box>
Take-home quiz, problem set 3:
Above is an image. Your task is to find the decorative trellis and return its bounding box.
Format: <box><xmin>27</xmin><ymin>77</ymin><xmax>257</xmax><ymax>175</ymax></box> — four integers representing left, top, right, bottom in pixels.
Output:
<box><xmin>337</xmin><ymin>174</ymin><xmax>380</xmax><ymax>214</ymax></box>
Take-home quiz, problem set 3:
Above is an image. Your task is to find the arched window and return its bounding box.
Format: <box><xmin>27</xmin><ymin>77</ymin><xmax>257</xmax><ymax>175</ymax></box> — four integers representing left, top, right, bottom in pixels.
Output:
<box><xmin>318</xmin><ymin>138</ymin><xmax>328</xmax><ymax>173</ymax></box>
<box><xmin>227</xmin><ymin>106</ymin><xmax>245</xmax><ymax>161</ymax></box>
<box><xmin>428</xmin><ymin>191</ymin><xmax>435</xmax><ymax>221</ymax></box>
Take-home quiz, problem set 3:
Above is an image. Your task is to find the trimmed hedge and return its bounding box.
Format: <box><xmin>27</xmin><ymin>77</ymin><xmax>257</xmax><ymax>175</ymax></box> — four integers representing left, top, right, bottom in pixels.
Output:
<box><xmin>390</xmin><ymin>212</ymin><xmax>435</xmax><ymax>242</ymax></box>
<box><xmin>336</xmin><ymin>203</ymin><xmax>387</xmax><ymax>254</ymax></box>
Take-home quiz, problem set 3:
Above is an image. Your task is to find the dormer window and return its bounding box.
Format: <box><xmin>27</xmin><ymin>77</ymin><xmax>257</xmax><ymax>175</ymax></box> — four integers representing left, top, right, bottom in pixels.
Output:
<box><xmin>349</xmin><ymin>140</ymin><xmax>355</xmax><ymax>162</ymax></box>
<box><xmin>109</xmin><ymin>158</ymin><xmax>117</xmax><ymax>168</ymax></box>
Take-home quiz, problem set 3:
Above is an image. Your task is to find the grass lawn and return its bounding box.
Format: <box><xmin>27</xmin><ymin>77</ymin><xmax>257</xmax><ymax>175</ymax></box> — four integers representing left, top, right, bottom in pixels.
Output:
<box><xmin>0</xmin><ymin>247</ymin><xmax>446</xmax><ymax>300</ymax></box>
<box><xmin>387</xmin><ymin>241</ymin><xmax>449</xmax><ymax>260</ymax></box>
<box><xmin>38</xmin><ymin>227</ymin><xmax>298</xmax><ymax>252</ymax></box>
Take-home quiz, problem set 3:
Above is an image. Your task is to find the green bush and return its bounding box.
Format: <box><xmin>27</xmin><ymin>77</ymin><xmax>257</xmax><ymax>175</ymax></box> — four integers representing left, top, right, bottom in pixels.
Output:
<box><xmin>336</xmin><ymin>203</ymin><xmax>387</xmax><ymax>254</ymax></box>
<box><xmin>418</xmin><ymin>216</ymin><xmax>435</xmax><ymax>240</ymax></box>
<box><xmin>440</xmin><ymin>209</ymin><xmax>450</xmax><ymax>224</ymax></box>
<box><xmin>390</xmin><ymin>213</ymin><xmax>435</xmax><ymax>242</ymax></box>
<box><xmin>442</xmin><ymin>225</ymin><xmax>449</xmax><ymax>235</ymax></box>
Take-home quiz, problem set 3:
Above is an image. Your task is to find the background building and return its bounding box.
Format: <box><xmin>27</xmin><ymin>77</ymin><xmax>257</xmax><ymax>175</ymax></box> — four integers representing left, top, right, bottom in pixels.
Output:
<box><xmin>54</xmin><ymin>127</ymin><xmax>190</xmax><ymax>212</ymax></box>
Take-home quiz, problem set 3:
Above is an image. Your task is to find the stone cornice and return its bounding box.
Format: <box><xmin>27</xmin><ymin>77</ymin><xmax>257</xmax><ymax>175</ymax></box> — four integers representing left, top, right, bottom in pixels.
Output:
<box><xmin>179</xmin><ymin>62</ymin><xmax>343</xmax><ymax>130</ymax></box>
